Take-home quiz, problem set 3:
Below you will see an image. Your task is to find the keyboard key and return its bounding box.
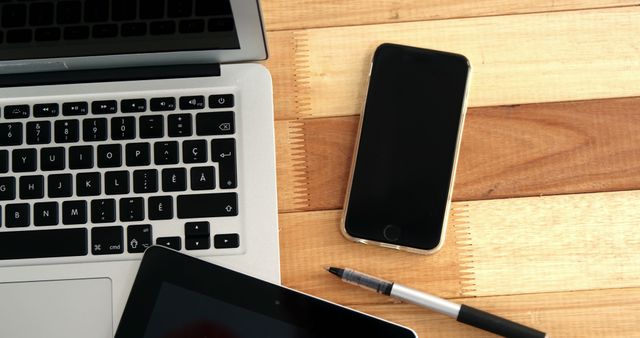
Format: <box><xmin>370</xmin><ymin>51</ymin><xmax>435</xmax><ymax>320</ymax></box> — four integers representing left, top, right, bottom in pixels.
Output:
<box><xmin>105</xmin><ymin>171</ymin><xmax>130</xmax><ymax>195</ymax></box>
<box><xmin>35</xmin><ymin>27</ymin><xmax>61</xmax><ymax>42</ymax></box>
<box><xmin>185</xmin><ymin>221</ymin><xmax>209</xmax><ymax>237</ymax></box>
<box><xmin>121</xmin><ymin>22</ymin><xmax>147</xmax><ymax>37</ymax></box>
<box><xmin>179</xmin><ymin>96</ymin><xmax>205</xmax><ymax>110</ymax></box>
<box><xmin>48</xmin><ymin>174</ymin><xmax>73</xmax><ymax>198</ymax></box>
<box><xmin>30</xmin><ymin>2</ymin><xmax>55</xmax><ymax>26</ymax></box>
<box><xmin>154</xmin><ymin>141</ymin><xmax>179</xmax><ymax>165</ymax></box>
<box><xmin>69</xmin><ymin>145</ymin><xmax>94</xmax><ymax>169</ymax></box>
<box><xmin>112</xmin><ymin>117</ymin><xmax>136</xmax><ymax>140</ymax></box>
<box><xmin>54</xmin><ymin>120</ymin><xmax>80</xmax><ymax>143</ymax></box>
<box><xmin>196</xmin><ymin>111</ymin><xmax>234</xmax><ymax>135</ymax></box>
<box><xmin>6</xmin><ymin>203</ymin><xmax>30</xmax><ymax>227</ymax></box>
<box><xmin>33</xmin><ymin>103</ymin><xmax>59</xmax><ymax>117</ymax></box>
<box><xmin>84</xmin><ymin>0</ymin><xmax>109</xmax><ymax>23</ymax></box>
<box><xmin>0</xmin><ymin>177</ymin><xmax>16</xmax><ymax>201</ymax></box>
<box><xmin>148</xmin><ymin>196</ymin><xmax>173</xmax><ymax>220</ymax></box>
<box><xmin>126</xmin><ymin>143</ymin><xmax>151</xmax><ymax>166</ymax></box>
<box><xmin>140</xmin><ymin>115</ymin><xmax>164</xmax><ymax>139</ymax></box>
<box><xmin>0</xmin><ymin>123</ymin><xmax>23</xmax><ymax>146</ymax></box>
<box><xmin>121</xmin><ymin>99</ymin><xmax>147</xmax><ymax>113</ymax></box>
<box><xmin>4</xmin><ymin>105</ymin><xmax>30</xmax><ymax>119</ymax></box>
<box><xmin>183</xmin><ymin>139</ymin><xmax>207</xmax><ymax>163</ymax></box>
<box><xmin>83</xmin><ymin>118</ymin><xmax>108</xmax><ymax>142</ymax></box>
<box><xmin>179</xmin><ymin>19</ymin><xmax>205</xmax><ymax>34</ymax></box>
<box><xmin>209</xmin><ymin>94</ymin><xmax>234</xmax><ymax>108</ymax></box>
<box><xmin>177</xmin><ymin>193</ymin><xmax>238</xmax><ymax>219</ymax></box>
<box><xmin>140</xmin><ymin>0</ymin><xmax>165</xmax><ymax>19</ymax></box>
<box><xmin>208</xmin><ymin>18</ymin><xmax>234</xmax><ymax>32</ymax></box>
<box><xmin>112</xmin><ymin>0</ymin><xmax>137</xmax><ymax>21</ymax></box>
<box><xmin>63</xmin><ymin>102</ymin><xmax>88</xmax><ymax>116</ymax></box>
<box><xmin>57</xmin><ymin>1</ymin><xmax>82</xmax><ymax>24</ymax></box>
<box><xmin>127</xmin><ymin>224</ymin><xmax>152</xmax><ymax>253</ymax></box>
<box><xmin>196</xmin><ymin>0</ymin><xmax>232</xmax><ymax>16</ymax></box>
<box><xmin>168</xmin><ymin>0</ymin><xmax>193</xmax><ymax>17</ymax></box>
<box><xmin>92</xmin><ymin>226</ymin><xmax>124</xmax><ymax>255</ymax></box>
<box><xmin>6</xmin><ymin>29</ymin><xmax>32</xmax><ymax>43</ymax></box>
<box><xmin>133</xmin><ymin>169</ymin><xmax>158</xmax><ymax>193</ymax></box>
<box><xmin>190</xmin><ymin>166</ymin><xmax>215</xmax><ymax>190</ymax></box>
<box><xmin>76</xmin><ymin>172</ymin><xmax>101</xmax><ymax>196</ymax></box>
<box><xmin>92</xmin><ymin>100</ymin><xmax>118</xmax><ymax>114</ymax></box>
<box><xmin>120</xmin><ymin>198</ymin><xmax>144</xmax><ymax>222</ymax></box>
<box><xmin>2</xmin><ymin>4</ymin><xmax>27</xmax><ymax>28</ymax></box>
<box><xmin>19</xmin><ymin>175</ymin><xmax>44</xmax><ymax>199</ymax></box>
<box><xmin>150</xmin><ymin>97</ymin><xmax>176</xmax><ymax>111</ymax></box>
<box><xmin>34</xmin><ymin>202</ymin><xmax>59</xmax><ymax>226</ymax></box>
<box><xmin>214</xmin><ymin>234</ymin><xmax>240</xmax><ymax>249</ymax></box>
<box><xmin>162</xmin><ymin>168</ymin><xmax>187</xmax><ymax>192</ymax></box>
<box><xmin>97</xmin><ymin>144</ymin><xmax>122</xmax><ymax>168</ymax></box>
<box><xmin>26</xmin><ymin>121</ymin><xmax>51</xmax><ymax>144</ymax></box>
<box><xmin>0</xmin><ymin>151</ymin><xmax>7</xmax><ymax>173</ymax></box>
<box><xmin>0</xmin><ymin>228</ymin><xmax>87</xmax><ymax>260</ymax></box>
<box><xmin>12</xmin><ymin>148</ymin><xmax>37</xmax><ymax>172</ymax></box>
<box><xmin>150</xmin><ymin>21</ymin><xmax>176</xmax><ymax>35</ymax></box>
<box><xmin>186</xmin><ymin>237</ymin><xmax>210</xmax><ymax>250</ymax></box>
<box><xmin>168</xmin><ymin>114</ymin><xmax>192</xmax><ymax>137</ymax></box>
<box><xmin>211</xmin><ymin>138</ymin><xmax>237</xmax><ymax>189</ymax></box>
<box><xmin>91</xmin><ymin>199</ymin><xmax>116</xmax><ymax>223</ymax></box>
<box><xmin>156</xmin><ymin>236</ymin><xmax>181</xmax><ymax>250</ymax></box>
<box><xmin>92</xmin><ymin>24</ymin><xmax>118</xmax><ymax>38</ymax></box>
<box><xmin>41</xmin><ymin>147</ymin><xmax>65</xmax><ymax>171</ymax></box>
<box><xmin>62</xmin><ymin>200</ymin><xmax>87</xmax><ymax>225</ymax></box>
<box><xmin>64</xmin><ymin>25</ymin><xmax>90</xmax><ymax>40</ymax></box>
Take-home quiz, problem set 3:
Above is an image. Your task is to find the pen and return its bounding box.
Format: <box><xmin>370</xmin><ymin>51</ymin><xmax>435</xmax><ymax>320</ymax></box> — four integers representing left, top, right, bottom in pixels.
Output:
<box><xmin>325</xmin><ymin>267</ymin><xmax>547</xmax><ymax>338</ymax></box>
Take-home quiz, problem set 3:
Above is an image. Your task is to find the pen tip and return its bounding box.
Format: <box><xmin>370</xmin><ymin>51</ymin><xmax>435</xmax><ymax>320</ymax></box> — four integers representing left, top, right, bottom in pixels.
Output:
<box><xmin>323</xmin><ymin>266</ymin><xmax>331</xmax><ymax>271</ymax></box>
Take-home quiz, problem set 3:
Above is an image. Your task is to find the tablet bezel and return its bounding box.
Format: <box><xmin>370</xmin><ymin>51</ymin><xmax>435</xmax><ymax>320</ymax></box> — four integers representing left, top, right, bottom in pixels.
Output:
<box><xmin>115</xmin><ymin>246</ymin><xmax>417</xmax><ymax>338</ymax></box>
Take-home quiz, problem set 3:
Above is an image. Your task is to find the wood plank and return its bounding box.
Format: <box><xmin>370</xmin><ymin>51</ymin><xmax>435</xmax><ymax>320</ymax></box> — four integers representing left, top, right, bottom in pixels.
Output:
<box><xmin>275</xmin><ymin>120</ymin><xmax>310</xmax><ymax>211</ymax></box>
<box><xmin>355</xmin><ymin>288</ymin><xmax>640</xmax><ymax>338</ymax></box>
<box><xmin>456</xmin><ymin>190</ymin><xmax>640</xmax><ymax>297</ymax></box>
<box><xmin>279</xmin><ymin>191</ymin><xmax>640</xmax><ymax>301</ymax></box>
<box><xmin>265</xmin><ymin>7</ymin><xmax>640</xmax><ymax>120</ymax></box>
<box><xmin>261</xmin><ymin>0</ymin><xmax>638</xmax><ymax>31</ymax></box>
<box><xmin>278</xmin><ymin>207</ymin><xmax>471</xmax><ymax>301</ymax></box>
<box><xmin>274</xmin><ymin>97</ymin><xmax>640</xmax><ymax>213</ymax></box>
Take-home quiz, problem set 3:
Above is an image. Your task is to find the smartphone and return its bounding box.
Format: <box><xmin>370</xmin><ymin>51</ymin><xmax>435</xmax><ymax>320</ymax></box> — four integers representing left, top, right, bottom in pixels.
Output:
<box><xmin>341</xmin><ymin>43</ymin><xmax>471</xmax><ymax>254</ymax></box>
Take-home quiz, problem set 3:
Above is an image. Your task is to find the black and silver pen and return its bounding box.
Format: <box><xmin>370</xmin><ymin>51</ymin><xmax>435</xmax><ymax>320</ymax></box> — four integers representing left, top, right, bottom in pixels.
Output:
<box><xmin>326</xmin><ymin>267</ymin><xmax>547</xmax><ymax>338</ymax></box>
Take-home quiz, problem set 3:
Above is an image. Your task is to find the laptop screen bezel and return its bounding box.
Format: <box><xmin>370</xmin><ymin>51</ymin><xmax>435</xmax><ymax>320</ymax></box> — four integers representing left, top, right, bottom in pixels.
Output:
<box><xmin>0</xmin><ymin>0</ymin><xmax>267</xmax><ymax>75</ymax></box>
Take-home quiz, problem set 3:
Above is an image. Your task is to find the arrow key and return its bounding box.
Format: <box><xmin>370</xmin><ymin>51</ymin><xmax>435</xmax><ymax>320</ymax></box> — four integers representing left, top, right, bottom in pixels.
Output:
<box><xmin>185</xmin><ymin>221</ymin><xmax>209</xmax><ymax>238</ymax></box>
<box><xmin>156</xmin><ymin>236</ymin><xmax>182</xmax><ymax>250</ymax></box>
<box><xmin>185</xmin><ymin>237</ymin><xmax>210</xmax><ymax>250</ymax></box>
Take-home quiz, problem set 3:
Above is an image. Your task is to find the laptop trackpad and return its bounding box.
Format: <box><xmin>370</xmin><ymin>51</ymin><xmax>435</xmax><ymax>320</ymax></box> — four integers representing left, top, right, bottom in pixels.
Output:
<box><xmin>0</xmin><ymin>278</ymin><xmax>113</xmax><ymax>338</ymax></box>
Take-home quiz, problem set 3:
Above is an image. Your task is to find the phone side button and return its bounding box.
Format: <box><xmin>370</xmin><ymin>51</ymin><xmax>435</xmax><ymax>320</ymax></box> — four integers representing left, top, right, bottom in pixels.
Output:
<box><xmin>383</xmin><ymin>224</ymin><xmax>401</xmax><ymax>242</ymax></box>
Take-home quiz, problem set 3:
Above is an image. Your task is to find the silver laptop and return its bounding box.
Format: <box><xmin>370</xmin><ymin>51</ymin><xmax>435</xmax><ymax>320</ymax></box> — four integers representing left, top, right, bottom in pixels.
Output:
<box><xmin>0</xmin><ymin>1</ymin><xmax>280</xmax><ymax>337</ymax></box>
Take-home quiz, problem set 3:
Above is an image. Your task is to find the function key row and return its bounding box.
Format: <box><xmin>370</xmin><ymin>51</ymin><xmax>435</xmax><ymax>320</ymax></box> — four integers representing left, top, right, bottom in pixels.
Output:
<box><xmin>2</xmin><ymin>94</ymin><xmax>234</xmax><ymax>119</ymax></box>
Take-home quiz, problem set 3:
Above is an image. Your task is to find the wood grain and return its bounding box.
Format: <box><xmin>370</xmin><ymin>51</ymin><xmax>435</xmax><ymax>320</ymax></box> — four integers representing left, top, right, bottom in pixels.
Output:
<box><xmin>457</xmin><ymin>190</ymin><xmax>640</xmax><ymax>297</ymax></box>
<box><xmin>265</xmin><ymin>7</ymin><xmax>640</xmax><ymax>121</ymax></box>
<box><xmin>273</xmin><ymin>97</ymin><xmax>640</xmax><ymax>213</ymax></box>
<box><xmin>356</xmin><ymin>288</ymin><xmax>640</xmax><ymax>338</ymax></box>
<box><xmin>261</xmin><ymin>0</ymin><xmax>639</xmax><ymax>31</ymax></box>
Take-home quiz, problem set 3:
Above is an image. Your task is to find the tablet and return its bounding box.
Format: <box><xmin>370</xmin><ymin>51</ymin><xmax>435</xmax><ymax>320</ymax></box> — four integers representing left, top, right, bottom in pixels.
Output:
<box><xmin>116</xmin><ymin>246</ymin><xmax>417</xmax><ymax>338</ymax></box>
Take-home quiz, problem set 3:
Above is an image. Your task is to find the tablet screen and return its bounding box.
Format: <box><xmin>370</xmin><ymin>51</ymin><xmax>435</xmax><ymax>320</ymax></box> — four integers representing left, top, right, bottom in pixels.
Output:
<box><xmin>116</xmin><ymin>247</ymin><xmax>416</xmax><ymax>338</ymax></box>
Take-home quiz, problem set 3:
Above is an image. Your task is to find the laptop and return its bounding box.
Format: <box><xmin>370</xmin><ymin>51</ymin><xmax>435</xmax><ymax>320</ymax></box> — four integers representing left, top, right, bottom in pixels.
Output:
<box><xmin>0</xmin><ymin>1</ymin><xmax>280</xmax><ymax>337</ymax></box>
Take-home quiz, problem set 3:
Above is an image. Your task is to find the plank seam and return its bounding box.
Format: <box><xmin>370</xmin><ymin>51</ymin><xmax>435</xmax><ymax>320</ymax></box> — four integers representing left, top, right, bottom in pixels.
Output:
<box><xmin>292</xmin><ymin>30</ymin><xmax>312</xmax><ymax>118</ymax></box>
<box><xmin>451</xmin><ymin>203</ymin><xmax>477</xmax><ymax>297</ymax></box>
<box><xmin>287</xmin><ymin>121</ymin><xmax>311</xmax><ymax>209</ymax></box>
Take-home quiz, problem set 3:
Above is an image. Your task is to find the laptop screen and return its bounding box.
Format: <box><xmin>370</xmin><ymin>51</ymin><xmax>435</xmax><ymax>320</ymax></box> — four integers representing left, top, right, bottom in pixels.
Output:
<box><xmin>0</xmin><ymin>0</ymin><xmax>240</xmax><ymax>61</ymax></box>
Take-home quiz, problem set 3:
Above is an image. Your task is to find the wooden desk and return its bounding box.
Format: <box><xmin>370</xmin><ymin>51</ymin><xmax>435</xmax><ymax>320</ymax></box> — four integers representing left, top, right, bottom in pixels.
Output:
<box><xmin>260</xmin><ymin>1</ymin><xmax>640</xmax><ymax>337</ymax></box>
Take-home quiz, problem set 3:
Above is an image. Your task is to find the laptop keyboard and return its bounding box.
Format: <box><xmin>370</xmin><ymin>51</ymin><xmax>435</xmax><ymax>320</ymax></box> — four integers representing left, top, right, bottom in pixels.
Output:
<box><xmin>0</xmin><ymin>90</ymin><xmax>242</xmax><ymax>261</ymax></box>
<box><xmin>0</xmin><ymin>0</ymin><xmax>234</xmax><ymax>44</ymax></box>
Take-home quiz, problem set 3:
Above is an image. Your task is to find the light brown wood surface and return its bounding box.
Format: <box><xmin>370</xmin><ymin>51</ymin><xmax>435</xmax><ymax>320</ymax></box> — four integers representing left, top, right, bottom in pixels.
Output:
<box><xmin>263</xmin><ymin>1</ymin><xmax>640</xmax><ymax>337</ymax></box>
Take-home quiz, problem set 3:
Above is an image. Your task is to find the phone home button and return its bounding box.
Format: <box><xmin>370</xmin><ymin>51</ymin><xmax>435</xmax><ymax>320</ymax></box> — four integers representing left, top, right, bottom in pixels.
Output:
<box><xmin>383</xmin><ymin>224</ymin><xmax>401</xmax><ymax>242</ymax></box>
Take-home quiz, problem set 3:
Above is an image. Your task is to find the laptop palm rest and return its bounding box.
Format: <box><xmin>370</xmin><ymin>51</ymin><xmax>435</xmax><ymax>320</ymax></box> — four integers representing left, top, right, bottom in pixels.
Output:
<box><xmin>0</xmin><ymin>278</ymin><xmax>113</xmax><ymax>338</ymax></box>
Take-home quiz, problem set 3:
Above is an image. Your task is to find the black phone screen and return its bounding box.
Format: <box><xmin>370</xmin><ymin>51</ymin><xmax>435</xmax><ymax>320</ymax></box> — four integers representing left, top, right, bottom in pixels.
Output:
<box><xmin>344</xmin><ymin>43</ymin><xmax>470</xmax><ymax>251</ymax></box>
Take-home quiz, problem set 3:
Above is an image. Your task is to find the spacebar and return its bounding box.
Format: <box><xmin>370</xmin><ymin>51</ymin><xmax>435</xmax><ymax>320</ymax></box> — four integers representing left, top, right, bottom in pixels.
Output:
<box><xmin>177</xmin><ymin>193</ymin><xmax>238</xmax><ymax>219</ymax></box>
<box><xmin>0</xmin><ymin>228</ymin><xmax>88</xmax><ymax>260</ymax></box>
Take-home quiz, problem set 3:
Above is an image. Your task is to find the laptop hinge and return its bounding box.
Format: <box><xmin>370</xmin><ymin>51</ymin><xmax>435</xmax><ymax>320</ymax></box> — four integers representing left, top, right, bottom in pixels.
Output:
<box><xmin>0</xmin><ymin>63</ymin><xmax>221</xmax><ymax>88</ymax></box>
